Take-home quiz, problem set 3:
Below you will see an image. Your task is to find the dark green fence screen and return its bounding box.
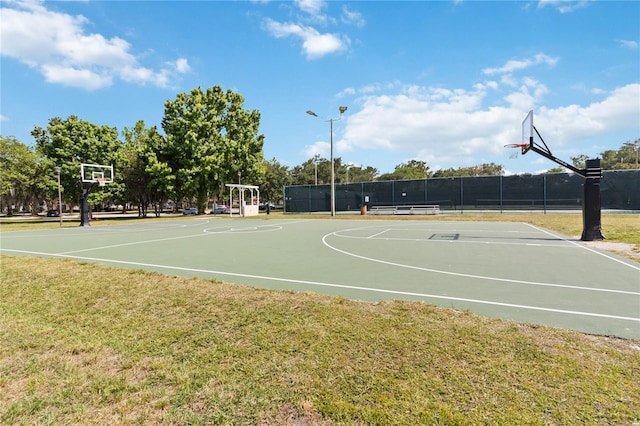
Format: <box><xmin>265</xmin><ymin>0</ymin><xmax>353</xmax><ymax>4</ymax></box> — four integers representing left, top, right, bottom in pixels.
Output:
<box><xmin>284</xmin><ymin>170</ymin><xmax>640</xmax><ymax>213</ymax></box>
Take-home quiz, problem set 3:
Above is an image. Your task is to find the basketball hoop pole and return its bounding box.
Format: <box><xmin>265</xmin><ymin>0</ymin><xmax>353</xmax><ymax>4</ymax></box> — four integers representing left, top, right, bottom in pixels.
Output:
<box><xmin>80</xmin><ymin>187</ymin><xmax>91</xmax><ymax>227</ymax></box>
<box><xmin>518</xmin><ymin>112</ymin><xmax>603</xmax><ymax>241</ymax></box>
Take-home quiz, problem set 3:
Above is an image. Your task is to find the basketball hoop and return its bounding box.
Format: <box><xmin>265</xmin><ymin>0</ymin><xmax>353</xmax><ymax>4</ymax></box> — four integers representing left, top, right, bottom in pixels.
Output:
<box><xmin>504</xmin><ymin>143</ymin><xmax>529</xmax><ymax>159</ymax></box>
<box><xmin>96</xmin><ymin>177</ymin><xmax>107</xmax><ymax>187</ymax></box>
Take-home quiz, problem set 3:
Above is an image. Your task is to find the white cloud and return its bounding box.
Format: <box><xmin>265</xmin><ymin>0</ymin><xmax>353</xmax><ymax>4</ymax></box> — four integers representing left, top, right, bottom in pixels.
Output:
<box><xmin>537</xmin><ymin>84</ymin><xmax>640</xmax><ymax>146</ymax></box>
<box><xmin>174</xmin><ymin>58</ymin><xmax>192</xmax><ymax>73</ymax></box>
<box><xmin>261</xmin><ymin>1</ymin><xmax>361</xmax><ymax>59</ymax></box>
<box><xmin>0</xmin><ymin>0</ymin><xmax>190</xmax><ymax>90</ymax></box>
<box><xmin>303</xmin><ymin>141</ymin><xmax>330</xmax><ymax>159</ymax></box>
<box><xmin>617</xmin><ymin>39</ymin><xmax>639</xmax><ymax>49</ymax></box>
<box><xmin>333</xmin><ymin>72</ymin><xmax>639</xmax><ymax>171</ymax></box>
<box><xmin>537</xmin><ymin>0</ymin><xmax>590</xmax><ymax>13</ymax></box>
<box><xmin>295</xmin><ymin>0</ymin><xmax>326</xmax><ymax>18</ymax></box>
<box><xmin>41</xmin><ymin>64</ymin><xmax>113</xmax><ymax>90</ymax></box>
<box><xmin>262</xmin><ymin>18</ymin><xmax>348</xmax><ymax>59</ymax></box>
<box><xmin>341</xmin><ymin>5</ymin><xmax>365</xmax><ymax>28</ymax></box>
<box><xmin>483</xmin><ymin>53</ymin><xmax>559</xmax><ymax>76</ymax></box>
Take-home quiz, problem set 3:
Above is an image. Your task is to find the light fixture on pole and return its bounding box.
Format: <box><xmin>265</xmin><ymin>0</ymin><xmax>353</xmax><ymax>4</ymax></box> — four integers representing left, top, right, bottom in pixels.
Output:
<box><xmin>54</xmin><ymin>166</ymin><xmax>63</xmax><ymax>227</ymax></box>
<box><xmin>346</xmin><ymin>163</ymin><xmax>355</xmax><ymax>184</ymax></box>
<box><xmin>306</xmin><ymin>106</ymin><xmax>348</xmax><ymax>216</ymax></box>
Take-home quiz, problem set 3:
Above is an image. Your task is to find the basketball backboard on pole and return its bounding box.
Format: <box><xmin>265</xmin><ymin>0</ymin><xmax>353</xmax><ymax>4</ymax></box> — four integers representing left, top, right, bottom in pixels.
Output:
<box><xmin>521</xmin><ymin>110</ymin><xmax>534</xmax><ymax>154</ymax></box>
<box><xmin>79</xmin><ymin>163</ymin><xmax>113</xmax><ymax>226</ymax></box>
<box><xmin>81</xmin><ymin>163</ymin><xmax>114</xmax><ymax>184</ymax></box>
<box><xmin>509</xmin><ymin>111</ymin><xmax>603</xmax><ymax>241</ymax></box>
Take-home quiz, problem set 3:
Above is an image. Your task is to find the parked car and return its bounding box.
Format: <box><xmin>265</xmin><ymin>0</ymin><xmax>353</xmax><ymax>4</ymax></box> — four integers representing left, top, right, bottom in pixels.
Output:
<box><xmin>183</xmin><ymin>207</ymin><xmax>198</xmax><ymax>215</ymax></box>
<box><xmin>210</xmin><ymin>204</ymin><xmax>229</xmax><ymax>214</ymax></box>
<box><xmin>259</xmin><ymin>201</ymin><xmax>277</xmax><ymax>211</ymax></box>
<box><xmin>46</xmin><ymin>209</ymin><xmax>60</xmax><ymax>217</ymax></box>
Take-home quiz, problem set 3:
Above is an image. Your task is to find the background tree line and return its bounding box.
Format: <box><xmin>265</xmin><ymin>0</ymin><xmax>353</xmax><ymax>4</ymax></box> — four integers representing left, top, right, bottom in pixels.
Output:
<box><xmin>1</xmin><ymin>84</ymin><xmax>638</xmax><ymax>216</ymax></box>
<box><xmin>1</xmin><ymin>86</ymin><xmax>265</xmax><ymax>217</ymax></box>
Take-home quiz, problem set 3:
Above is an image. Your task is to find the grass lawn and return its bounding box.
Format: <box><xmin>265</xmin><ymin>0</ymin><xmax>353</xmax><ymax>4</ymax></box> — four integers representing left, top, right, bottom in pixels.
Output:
<box><xmin>1</xmin><ymin>213</ymin><xmax>639</xmax><ymax>424</ymax></box>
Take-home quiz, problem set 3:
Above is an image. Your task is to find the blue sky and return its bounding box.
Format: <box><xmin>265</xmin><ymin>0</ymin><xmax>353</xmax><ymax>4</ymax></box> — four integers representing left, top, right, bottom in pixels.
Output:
<box><xmin>1</xmin><ymin>0</ymin><xmax>638</xmax><ymax>175</ymax></box>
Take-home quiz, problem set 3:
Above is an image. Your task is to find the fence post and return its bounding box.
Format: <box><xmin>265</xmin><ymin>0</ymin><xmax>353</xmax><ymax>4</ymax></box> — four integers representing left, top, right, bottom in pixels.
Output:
<box><xmin>392</xmin><ymin>181</ymin><xmax>395</xmax><ymax>206</ymax></box>
<box><xmin>460</xmin><ymin>177</ymin><xmax>464</xmax><ymax>214</ymax></box>
<box><xmin>543</xmin><ymin>174</ymin><xmax>547</xmax><ymax>214</ymax></box>
<box><xmin>499</xmin><ymin>175</ymin><xmax>503</xmax><ymax>213</ymax></box>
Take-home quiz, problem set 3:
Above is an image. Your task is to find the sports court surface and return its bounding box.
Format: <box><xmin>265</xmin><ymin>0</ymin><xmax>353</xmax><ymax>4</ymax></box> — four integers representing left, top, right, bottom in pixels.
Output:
<box><xmin>1</xmin><ymin>217</ymin><xmax>639</xmax><ymax>339</ymax></box>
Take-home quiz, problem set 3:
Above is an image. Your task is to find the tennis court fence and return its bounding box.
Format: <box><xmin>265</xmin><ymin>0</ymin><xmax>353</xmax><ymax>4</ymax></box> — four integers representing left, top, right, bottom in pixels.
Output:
<box><xmin>283</xmin><ymin>170</ymin><xmax>640</xmax><ymax>213</ymax></box>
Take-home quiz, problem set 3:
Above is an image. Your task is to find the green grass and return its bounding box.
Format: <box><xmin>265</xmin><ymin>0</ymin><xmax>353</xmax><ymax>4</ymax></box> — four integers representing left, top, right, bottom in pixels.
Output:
<box><xmin>1</xmin><ymin>259</ymin><xmax>639</xmax><ymax>424</ymax></box>
<box><xmin>1</xmin><ymin>213</ymin><xmax>639</xmax><ymax>424</ymax></box>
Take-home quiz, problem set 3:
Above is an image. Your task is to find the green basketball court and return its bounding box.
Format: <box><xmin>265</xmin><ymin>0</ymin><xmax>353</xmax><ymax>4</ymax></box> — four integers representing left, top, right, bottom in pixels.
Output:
<box><xmin>1</xmin><ymin>217</ymin><xmax>638</xmax><ymax>339</ymax></box>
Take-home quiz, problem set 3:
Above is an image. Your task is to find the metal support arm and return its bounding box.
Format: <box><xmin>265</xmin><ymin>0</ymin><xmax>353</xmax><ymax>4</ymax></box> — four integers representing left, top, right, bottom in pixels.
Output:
<box><xmin>528</xmin><ymin>145</ymin><xmax>586</xmax><ymax>177</ymax></box>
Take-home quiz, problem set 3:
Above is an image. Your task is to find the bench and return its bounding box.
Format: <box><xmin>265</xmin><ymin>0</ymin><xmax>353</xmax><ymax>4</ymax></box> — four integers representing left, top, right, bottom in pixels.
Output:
<box><xmin>369</xmin><ymin>205</ymin><xmax>440</xmax><ymax>215</ymax></box>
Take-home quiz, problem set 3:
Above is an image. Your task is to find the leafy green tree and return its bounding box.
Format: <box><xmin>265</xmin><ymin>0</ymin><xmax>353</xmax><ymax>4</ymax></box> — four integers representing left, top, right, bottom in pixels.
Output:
<box><xmin>570</xmin><ymin>155</ymin><xmax>589</xmax><ymax>170</ymax></box>
<box><xmin>258</xmin><ymin>158</ymin><xmax>291</xmax><ymax>203</ymax></box>
<box><xmin>32</xmin><ymin>116</ymin><xmax>125</xmax><ymax>212</ymax></box>
<box><xmin>620</xmin><ymin>139</ymin><xmax>640</xmax><ymax>169</ymax></box>
<box><xmin>122</xmin><ymin>121</ymin><xmax>173</xmax><ymax>217</ymax></box>
<box><xmin>336</xmin><ymin>163</ymin><xmax>378</xmax><ymax>184</ymax></box>
<box><xmin>600</xmin><ymin>150</ymin><xmax>621</xmax><ymax>170</ymax></box>
<box><xmin>547</xmin><ymin>166</ymin><xmax>565</xmax><ymax>173</ymax></box>
<box><xmin>570</xmin><ymin>140</ymin><xmax>640</xmax><ymax>171</ymax></box>
<box><xmin>161</xmin><ymin>86</ymin><xmax>265</xmax><ymax>213</ymax></box>
<box><xmin>378</xmin><ymin>160</ymin><xmax>431</xmax><ymax>181</ymax></box>
<box><xmin>432</xmin><ymin>163</ymin><xmax>504</xmax><ymax>177</ymax></box>
<box><xmin>291</xmin><ymin>156</ymin><xmax>328</xmax><ymax>186</ymax></box>
<box><xmin>599</xmin><ymin>140</ymin><xmax>640</xmax><ymax>169</ymax></box>
<box><xmin>0</xmin><ymin>136</ymin><xmax>51</xmax><ymax>215</ymax></box>
<box><xmin>291</xmin><ymin>157</ymin><xmax>377</xmax><ymax>185</ymax></box>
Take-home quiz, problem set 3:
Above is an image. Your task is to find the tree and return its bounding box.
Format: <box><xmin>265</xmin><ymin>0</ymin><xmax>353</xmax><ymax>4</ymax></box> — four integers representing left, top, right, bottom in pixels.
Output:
<box><xmin>339</xmin><ymin>164</ymin><xmax>378</xmax><ymax>184</ymax></box>
<box><xmin>32</xmin><ymin>116</ymin><xmax>125</xmax><ymax>214</ymax></box>
<box><xmin>570</xmin><ymin>154</ymin><xmax>589</xmax><ymax>169</ymax></box>
<box><xmin>0</xmin><ymin>136</ymin><xmax>51</xmax><ymax>215</ymax></box>
<box><xmin>291</xmin><ymin>156</ymin><xmax>328</xmax><ymax>186</ymax></box>
<box><xmin>122</xmin><ymin>121</ymin><xmax>173</xmax><ymax>217</ymax></box>
<box><xmin>161</xmin><ymin>86</ymin><xmax>265</xmax><ymax>212</ymax></box>
<box><xmin>620</xmin><ymin>139</ymin><xmax>640</xmax><ymax>169</ymax></box>
<box><xmin>547</xmin><ymin>166</ymin><xmax>565</xmax><ymax>174</ymax></box>
<box><xmin>258</xmin><ymin>158</ymin><xmax>291</xmax><ymax>203</ymax></box>
<box><xmin>432</xmin><ymin>163</ymin><xmax>504</xmax><ymax>177</ymax></box>
<box><xmin>600</xmin><ymin>139</ymin><xmax>640</xmax><ymax>169</ymax></box>
<box><xmin>378</xmin><ymin>160</ymin><xmax>431</xmax><ymax>181</ymax></box>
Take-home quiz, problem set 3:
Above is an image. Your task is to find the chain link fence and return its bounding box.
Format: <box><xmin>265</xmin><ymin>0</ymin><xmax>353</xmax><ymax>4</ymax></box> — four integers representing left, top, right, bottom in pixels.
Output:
<box><xmin>284</xmin><ymin>170</ymin><xmax>640</xmax><ymax>213</ymax></box>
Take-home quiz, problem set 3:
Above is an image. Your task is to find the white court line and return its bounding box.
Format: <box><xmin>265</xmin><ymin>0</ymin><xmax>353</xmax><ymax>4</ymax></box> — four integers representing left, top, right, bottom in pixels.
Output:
<box><xmin>59</xmin><ymin>231</ymin><xmax>214</xmax><ymax>255</ymax></box>
<box><xmin>2</xmin><ymin>248</ymin><xmax>638</xmax><ymax>323</ymax></box>
<box><xmin>59</xmin><ymin>220</ymin><xmax>306</xmax><ymax>255</ymax></box>
<box><xmin>322</xmin><ymin>227</ymin><xmax>640</xmax><ymax>296</ymax></box>
<box><xmin>0</xmin><ymin>219</ymin><xmax>212</xmax><ymax>240</ymax></box>
<box><xmin>367</xmin><ymin>229</ymin><xmax>390</xmax><ymax>239</ymax></box>
<box><xmin>525</xmin><ymin>223</ymin><xmax>640</xmax><ymax>271</ymax></box>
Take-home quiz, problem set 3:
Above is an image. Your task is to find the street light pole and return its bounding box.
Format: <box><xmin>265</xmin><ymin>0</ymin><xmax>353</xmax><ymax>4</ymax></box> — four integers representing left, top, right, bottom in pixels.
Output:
<box><xmin>54</xmin><ymin>166</ymin><xmax>63</xmax><ymax>227</ymax></box>
<box><xmin>346</xmin><ymin>164</ymin><xmax>355</xmax><ymax>184</ymax></box>
<box><xmin>314</xmin><ymin>157</ymin><xmax>318</xmax><ymax>186</ymax></box>
<box><xmin>329</xmin><ymin>118</ymin><xmax>335</xmax><ymax>216</ymax></box>
<box><xmin>306</xmin><ymin>106</ymin><xmax>348</xmax><ymax>216</ymax></box>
